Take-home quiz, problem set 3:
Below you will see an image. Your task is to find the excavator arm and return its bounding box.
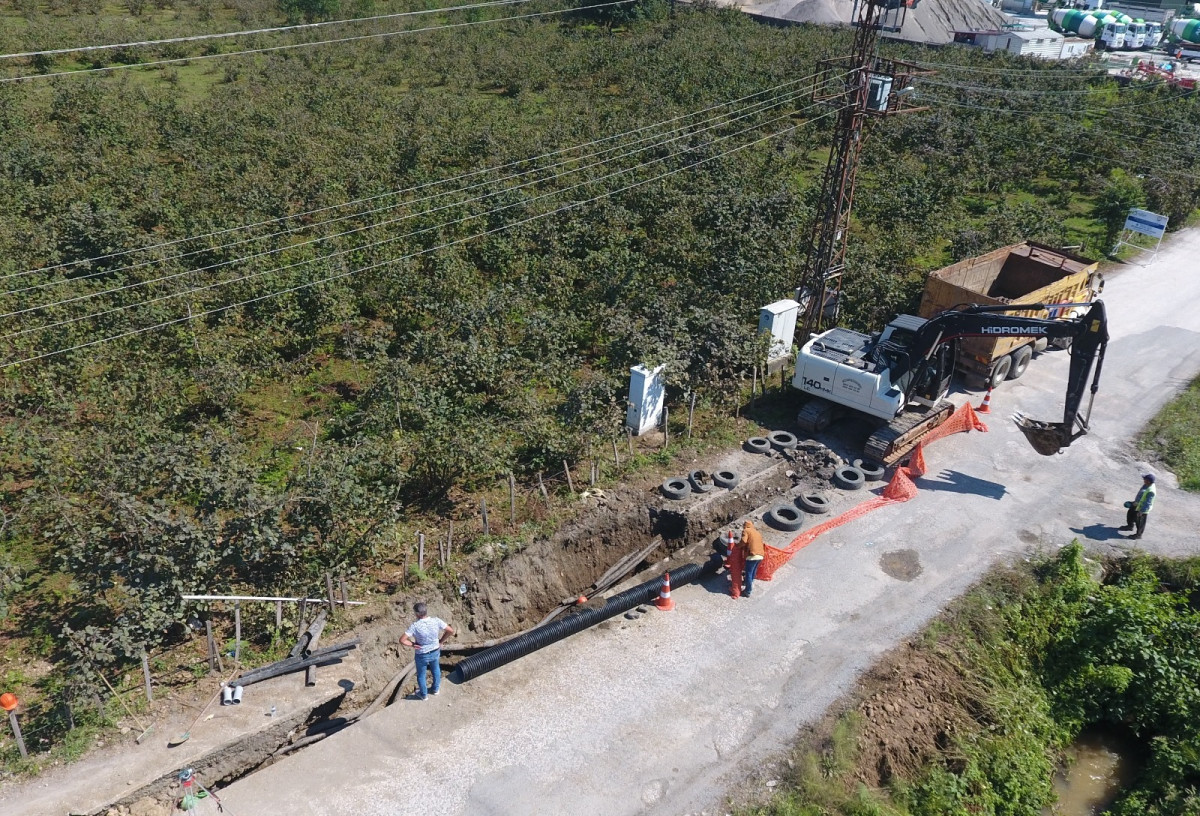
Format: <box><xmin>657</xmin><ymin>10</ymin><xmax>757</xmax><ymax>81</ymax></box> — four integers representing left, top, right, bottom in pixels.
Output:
<box><xmin>902</xmin><ymin>301</ymin><xmax>1109</xmax><ymax>456</ymax></box>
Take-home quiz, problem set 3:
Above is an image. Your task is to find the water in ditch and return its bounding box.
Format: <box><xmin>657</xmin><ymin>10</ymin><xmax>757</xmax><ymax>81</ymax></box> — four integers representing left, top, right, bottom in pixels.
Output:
<box><xmin>1045</xmin><ymin>727</ymin><xmax>1140</xmax><ymax>816</ymax></box>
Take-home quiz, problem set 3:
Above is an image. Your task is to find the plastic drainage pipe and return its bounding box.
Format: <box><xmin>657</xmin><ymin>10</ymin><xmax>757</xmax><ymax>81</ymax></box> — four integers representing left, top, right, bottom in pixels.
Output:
<box><xmin>452</xmin><ymin>557</ymin><xmax>721</xmax><ymax>683</ymax></box>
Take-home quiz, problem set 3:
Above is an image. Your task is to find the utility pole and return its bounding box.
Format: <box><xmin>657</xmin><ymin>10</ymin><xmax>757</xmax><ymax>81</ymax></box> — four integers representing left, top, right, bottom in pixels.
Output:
<box><xmin>796</xmin><ymin>0</ymin><xmax>931</xmax><ymax>340</ymax></box>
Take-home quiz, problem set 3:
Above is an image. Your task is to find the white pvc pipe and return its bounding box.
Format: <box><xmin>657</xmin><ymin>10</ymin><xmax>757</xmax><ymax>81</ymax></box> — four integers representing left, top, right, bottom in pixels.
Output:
<box><xmin>181</xmin><ymin>594</ymin><xmax>365</xmax><ymax>605</ymax></box>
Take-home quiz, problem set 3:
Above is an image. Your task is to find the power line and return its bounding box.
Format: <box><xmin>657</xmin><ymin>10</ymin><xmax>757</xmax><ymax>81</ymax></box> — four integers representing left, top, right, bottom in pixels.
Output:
<box><xmin>2</xmin><ymin>71</ymin><xmax>827</xmax><ymax>292</ymax></box>
<box><xmin>0</xmin><ymin>71</ymin><xmax>846</xmax><ymax>327</ymax></box>
<box><xmin>1</xmin><ymin>103</ymin><xmax>848</xmax><ymax>368</ymax></box>
<box><xmin>0</xmin><ymin>0</ymin><xmax>543</xmax><ymax>60</ymax></box>
<box><xmin>0</xmin><ymin>0</ymin><xmax>635</xmax><ymax>84</ymax></box>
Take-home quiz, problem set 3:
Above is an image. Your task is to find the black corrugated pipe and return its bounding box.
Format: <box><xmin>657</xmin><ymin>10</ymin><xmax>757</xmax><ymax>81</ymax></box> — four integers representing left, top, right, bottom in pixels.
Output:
<box><xmin>452</xmin><ymin>556</ymin><xmax>722</xmax><ymax>683</ymax></box>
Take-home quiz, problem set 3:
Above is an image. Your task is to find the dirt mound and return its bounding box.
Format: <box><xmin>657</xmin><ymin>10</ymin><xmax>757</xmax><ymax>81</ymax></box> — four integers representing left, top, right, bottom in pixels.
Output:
<box><xmin>851</xmin><ymin>642</ymin><xmax>977</xmax><ymax>786</ymax></box>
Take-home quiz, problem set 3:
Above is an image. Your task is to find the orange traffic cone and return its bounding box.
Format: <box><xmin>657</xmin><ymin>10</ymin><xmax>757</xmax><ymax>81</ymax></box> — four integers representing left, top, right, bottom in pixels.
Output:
<box><xmin>655</xmin><ymin>572</ymin><xmax>675</xmax><ymax>611</ymax></box>
<box><xmin>977</xmin><ymin>388</ymin><xmax>993</xmax><ymax>414</ymax></box>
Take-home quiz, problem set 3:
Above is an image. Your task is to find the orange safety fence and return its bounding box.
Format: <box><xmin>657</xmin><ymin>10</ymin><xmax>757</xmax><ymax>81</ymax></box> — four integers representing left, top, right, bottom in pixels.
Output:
<box><xmin>751</xmin><ymin>401</ymin><xmax>988</xmax><ymax>583</ymax></box>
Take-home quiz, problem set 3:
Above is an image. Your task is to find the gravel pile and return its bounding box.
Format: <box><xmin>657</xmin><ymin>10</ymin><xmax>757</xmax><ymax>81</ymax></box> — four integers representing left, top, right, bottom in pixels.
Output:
<box><xmin>739</xmin><ymin>0</ymin><xmax>1010</xmax><ymax>45</ymax></box>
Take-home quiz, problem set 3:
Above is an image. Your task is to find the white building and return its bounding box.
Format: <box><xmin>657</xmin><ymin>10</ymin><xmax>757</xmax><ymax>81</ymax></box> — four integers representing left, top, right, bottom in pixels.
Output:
<box><xmin>952</xmin><ymin>28</ymin><xmax>1095</xmax><ymax>59</ymax></box>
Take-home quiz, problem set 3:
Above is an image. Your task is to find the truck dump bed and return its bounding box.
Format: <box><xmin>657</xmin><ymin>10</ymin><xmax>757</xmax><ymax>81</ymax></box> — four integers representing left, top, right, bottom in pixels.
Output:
<box><xmin>917</xmin><ymin>242</ymin><xmax>1101</xmax><ymax>385</ymax></box>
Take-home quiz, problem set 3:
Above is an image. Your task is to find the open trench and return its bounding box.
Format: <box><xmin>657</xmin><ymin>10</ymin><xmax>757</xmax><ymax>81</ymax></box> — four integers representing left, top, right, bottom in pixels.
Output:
<box><xmin>99</xmin><ymin>445</ymin><xmax>846</xmax><ymax>816</ymax></box>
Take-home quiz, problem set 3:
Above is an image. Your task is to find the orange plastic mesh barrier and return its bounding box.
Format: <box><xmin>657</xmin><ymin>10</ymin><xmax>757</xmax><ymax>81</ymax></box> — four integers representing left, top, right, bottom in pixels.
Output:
<box><xmin>726</xmin><ymin>541</ymin><xmax>745</xmax><ymax>599</ymax></box>
<box><xmin>754</xmin><ymin>402</ymin><xmax>986</xmax><ymax>583</ymax></box>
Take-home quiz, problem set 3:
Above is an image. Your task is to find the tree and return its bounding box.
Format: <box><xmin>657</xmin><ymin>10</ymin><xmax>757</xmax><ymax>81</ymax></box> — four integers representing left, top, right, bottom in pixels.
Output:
<box><xmin>280</xmin><ymin>0</ymin><xmax>340</xmax><ymax>23</ymax></box>
<box><xmin>1092</xmin><ymin>169</ymin><xmax>1146</xmax><ymax>254</ymax></box>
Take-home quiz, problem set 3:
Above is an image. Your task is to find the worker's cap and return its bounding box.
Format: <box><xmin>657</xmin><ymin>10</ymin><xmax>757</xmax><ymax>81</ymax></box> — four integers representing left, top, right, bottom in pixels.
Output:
<box><xmin>1142</xmin><ymin>474</ymin><xmax>1155</xmax><ymax>483</ymax></box>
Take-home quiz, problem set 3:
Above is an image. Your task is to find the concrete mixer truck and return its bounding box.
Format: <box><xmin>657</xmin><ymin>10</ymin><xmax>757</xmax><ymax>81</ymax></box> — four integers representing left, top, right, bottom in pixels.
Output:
<box><xmin>1168</xmin><ymin>18</ymin><xmax>1200</xmax><ymax>61</ymax></box>
<box><xmin>1051</xmin><ymin>8</ymin><xmax>1127</xmax><ymax>49</ymax></box>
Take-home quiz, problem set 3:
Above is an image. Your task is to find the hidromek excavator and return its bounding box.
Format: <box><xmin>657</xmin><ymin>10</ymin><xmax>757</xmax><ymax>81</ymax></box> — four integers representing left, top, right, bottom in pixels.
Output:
<box><xmin>792</xmin><ymin>301</ymin><xmax>1109</xmax><ymax>465</ymax></box>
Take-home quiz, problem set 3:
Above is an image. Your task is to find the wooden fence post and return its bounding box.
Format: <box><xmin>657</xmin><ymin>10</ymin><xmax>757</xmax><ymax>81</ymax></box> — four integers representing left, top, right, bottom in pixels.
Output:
<box><xmin>751</xmin><ymin>366</ymin><xmax>758</xmax><ymax>410</ymax></box>
<box><xmin>417</xmin><ymin>533</ymin><xmax>425</xmax><ymax>571</ymax></box>
<box><xmin>7</xmin><ymin>710</ymin><xmax>26</xmax><ymax>759</ymax></box>
<box><xmin>325</xmin><ymin>573</ymin><xmax>336</xmax><ymax>617</ymax></box>
<box><xmin>612</xmin><ymin>438</ymin><xmax>619</xmax><ymax>468</ymax></box>
<box><xmin>339</xmin><ymin>575</ymin><xmax>348</xmax><ymax>609</ymax></box>
<box><xmin>627</xmin><ymin>428</ymin><xmax>633</xmax><ymax>456</ymax></box>
<box><xmin>481</xmin><ymin>500</ymin><xmax>489</xmax><ymax>537</ymax></box>
<box><xmin>205</xmin><ymin>620</ymin><xmax>217</xmax><ymax>673</ymax></box>
<box><xmin>234</xmin><ymin>602</ymin><xmax>242</xmax><ymax>661</ymax></box>
<box><xmin>448</xmin><ymin>520</ymin><xmax>454</xmax><ymax>560</ymax></box>
<box><xmin>275</xmin><ymin>600</ymin><xmax>283</xmax><ymax>630</ymax></box>
<box><xmin>537</xmin><ymin>472</ymin><xmax>549</xmax><ymax>502</ymax></box>
<box><xmin>687</xmin><ymin>392</ymin><xmax>696</xmax><ymax>439</ymax></box>
<box><xmin>662</xmin><ymin>406</ymin><xmax>669</xmax><ymax>450</ymax></box>
<box><xmin>563</xmin><ymin>460</ymin><xmax>574</xmax><ymax>494</ymax></box>
<box><xmin>140</xmin><ymin>651</ymin><xmax>153</xmax><ymax>703</ymax></box>
<box><xmin>508</xmin><ymin>472</ymin><xmax>516</xmax><ymax>525</ymax></box>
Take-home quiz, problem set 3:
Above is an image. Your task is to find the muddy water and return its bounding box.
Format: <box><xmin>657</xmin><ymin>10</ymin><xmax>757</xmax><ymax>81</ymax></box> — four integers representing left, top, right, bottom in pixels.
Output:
<box><xmin>1046</xmin><ymin>728</ymin><xmax>1140</xmax><ymax>816</ymax></box>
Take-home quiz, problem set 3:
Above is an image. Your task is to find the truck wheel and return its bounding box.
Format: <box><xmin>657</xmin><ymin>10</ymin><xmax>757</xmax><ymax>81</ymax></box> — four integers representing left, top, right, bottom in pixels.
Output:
<box><xmin>833</xmin><ymin>466</ymin><xmax>866</xmax><ymax>490</ymax></box>
<box><xmin>796</xmin><ymin>492</ymin><xmax>831</xmax><ymax>514</ymax></box>
<box><xmin>746</xmin><ymin>437</ymin><xmax>771</xmax><ymax>454</ymax></box>
<box><xmin>661</xmin><ymin>478</ymin><xmax>689</xmax><ymax>501</ymax></box>
<box><xmin>1032</xmin><ymin>338</ymin><xmax>1049</xmax><ymax>355</ymax></box>
<box><xmin>1008</xmin><ymin>346</ymin><xmax>1033</xmax><ymax>380</ymax></box>
<box><xmin>765</xmin><ymin>504</ymin><xmax>805</xmax><ymax>532</ymax></box>
<box><xmin>712</xmin><ymin>470</ymin><xmax>741</xmax><ymax>489</ymax></box>
<box><xmin>988</xmin><ymin>356</ymin><xmax>1012</xmax><ymax>390</ymax></box>
<box><xmin>768</xmin><ymin>430</ymin><xmax>798</xmax><ymax>450</ymax></box>
<box><xmin>852</xmin><ymin>459</ymin><xmax>886</xmax><ymax>482</ymax></box>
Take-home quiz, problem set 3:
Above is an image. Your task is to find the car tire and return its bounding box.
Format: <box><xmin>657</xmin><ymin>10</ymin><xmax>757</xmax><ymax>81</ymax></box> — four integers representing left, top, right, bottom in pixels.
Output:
<box><xmin>688</xmin><ymin>470</ymin><xmax>713</xmax><ymax>493</ymax></box>
<box><xmin>796</xmin><ymin>492</ymin><xmax>831</xmax><ymax>514</ymax></box>
<box><xmin>661</xmin><ymin>478</ymin><xmax>689</xmax><ymax>501</ymax></box>
<box><xmin>1008</xmin><ymin>346</ymin><xmax>1033</xmax><ymax>380</ymax></box>
<box><xmin>852</xmin><ymin>459</ymin><xmax>886</xmax><ymax>482</ymax></box>
<box><xmin>765</xmin><ymin>504</ymin><xmax>805</xmax><ymax>532</ymax></box>
<box><xmin>712</xmin><ymin>470</ymin><xmax>741</xmax><ymax>489</ymax></box>
<box><xmin>767</xmin><ymin>430</ymin><xmax>799</xmax><ymax>450</ymax></box>
<box><xmin>988</xmin><ymin>355</ymin><xmax>1013</xmax><ymax>390</ymax></box>
<box><xmin>746</xmin><ymin>437</ymin><xmax>771</xmax><ymax>454</ymax></box>
<box><xmin>833</xmin><ymin>465</ymin><xmax>866</xmax><ymax>490</ymax></box>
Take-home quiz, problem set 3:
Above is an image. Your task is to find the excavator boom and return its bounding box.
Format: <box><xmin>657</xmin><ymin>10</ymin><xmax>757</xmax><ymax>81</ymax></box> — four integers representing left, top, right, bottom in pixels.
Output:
<box><xmin>907</xmin><ymin>301</ymin><xmax>1109</xmax><ymax>456</ymax></box>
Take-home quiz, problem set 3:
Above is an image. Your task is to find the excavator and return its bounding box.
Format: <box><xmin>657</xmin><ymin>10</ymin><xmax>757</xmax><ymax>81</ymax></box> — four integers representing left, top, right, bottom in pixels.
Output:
<box><xmin>792</xmin><ymin>301</ymin><xmax>1109</xmax><ymax>465</ymax></box>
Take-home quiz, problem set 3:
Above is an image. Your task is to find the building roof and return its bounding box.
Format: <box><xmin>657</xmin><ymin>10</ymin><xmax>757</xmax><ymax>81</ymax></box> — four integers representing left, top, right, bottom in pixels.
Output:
<box><xmin>1009</xmin><ymin>28</ymin><xmax>1064</xmax><ymax>41</ymax></box>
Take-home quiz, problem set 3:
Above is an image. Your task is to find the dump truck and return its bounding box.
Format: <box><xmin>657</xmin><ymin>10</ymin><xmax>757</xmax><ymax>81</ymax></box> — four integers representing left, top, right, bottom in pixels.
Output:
<box><xmin>917</xmin><ymin>242</ymin><xmax>1104</xmax><ymax>391</ymax></box>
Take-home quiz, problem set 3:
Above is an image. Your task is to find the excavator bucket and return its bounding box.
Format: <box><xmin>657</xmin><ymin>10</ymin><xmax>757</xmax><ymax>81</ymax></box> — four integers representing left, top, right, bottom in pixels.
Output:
<box><xmin>1012</xmin><ymin>412</ymin><xmax>1071</xmax><ymax>456</ymax></box>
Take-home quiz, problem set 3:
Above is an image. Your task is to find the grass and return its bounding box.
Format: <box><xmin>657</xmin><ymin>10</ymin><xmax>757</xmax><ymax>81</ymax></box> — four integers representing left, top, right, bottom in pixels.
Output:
<box><xmin>1139</xmin><ymin>375</ymin><xmax>1200</xmax><ymax>491</ymax></box>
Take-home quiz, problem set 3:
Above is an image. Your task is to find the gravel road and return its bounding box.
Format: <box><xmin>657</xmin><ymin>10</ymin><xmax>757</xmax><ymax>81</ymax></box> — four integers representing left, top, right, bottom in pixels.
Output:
<box><xmin>199</xmin><ymin>231</ymin><xmax>1200</xmax><ymax>816</ymax></box>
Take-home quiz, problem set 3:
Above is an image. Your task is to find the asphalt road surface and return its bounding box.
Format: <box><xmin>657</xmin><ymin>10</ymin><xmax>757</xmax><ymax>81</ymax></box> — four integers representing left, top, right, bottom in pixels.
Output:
<box><xmin>218</xmin><ymin>231</ymin><xmax>1200</xmax><ymax>816</ymax></box>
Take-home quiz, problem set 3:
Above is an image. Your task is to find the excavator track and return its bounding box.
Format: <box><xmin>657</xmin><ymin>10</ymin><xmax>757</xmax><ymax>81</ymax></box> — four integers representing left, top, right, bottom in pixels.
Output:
<box><xmin>863</xmin><ymin>400</ymin><xmax>955</xmax><ymax>467</ymax></box>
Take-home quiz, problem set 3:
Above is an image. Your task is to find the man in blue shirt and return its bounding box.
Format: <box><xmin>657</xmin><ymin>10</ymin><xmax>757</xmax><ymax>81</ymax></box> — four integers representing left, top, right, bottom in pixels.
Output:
<box><xmin>400</xmin><ymin>602</ymin><xmax>455</xmax><ymax>700</ymax></box>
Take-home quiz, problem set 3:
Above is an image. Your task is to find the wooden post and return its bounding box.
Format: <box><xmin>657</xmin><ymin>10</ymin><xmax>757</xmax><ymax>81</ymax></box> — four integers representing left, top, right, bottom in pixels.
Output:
<box><xmin>234</xmin><ymin>603</ymin><xmax>242</xmax><ymax>661</ymax></box>
<box><xmin>612</xmin><ymin>438</ymin><xmax>619</xmax><ymax>468</ymax></box>
<box><xmin>448</xmin><ymin>520</ymin><xmax>454</xmax><ymax>560</ymax></box>
<box><xmin>440</xmin><ymin>536</ymin><xmax>447</xmax><ymax>568</ymax></box>
<box><xmin>205</xmin><ymin>620</ymin><xmax>217</xmax><ymax>672</ymax></box>
<box><xmin>663</xmin><ymin>406</ymin><xmax>670</xmax><ymax>450</ymax></box>
<box><xmin>339</xmin><ymin>575</ymin><xmax>348</xmax><ymax>609</ymax></box>
<box><xmin>275</xmin><ymin>600</ymin><xmax>283</xmax><ymax>630</ymax></box>
<box><xmin>7</xmin><ymin>710</ymin><xmax>26</xmax><ymax>759</ymax></box>
<box><xmin>297</xmin><ymin>598</ymin><xmax>309</xmax><ymax>638</ymax></box>
<box><xmin>140</xmin><ymin>651</ymin><xmax>153</xmax><ymax>703</ymax></box>
<box><xmin>751</xmin><ymin>366</ymin><xmax>758</xmax><ymax>410</ymax></box>
<box><xmin>417</xmin><ymin>533</ymin><xmax>425</xmax><ymax>571</ymax></box>
<box><xmin>325</xmin><ymin>572</ymin><xmax>336</xmax><ymax>617</ymax></box>
<box><xmin>509</xmin><ymin>472</ymin><xmax>516</xmax><ymax>525</ymax></box>
<box><xmin>627</xmin><ymin>427</ymin><xmax>633</xmax><ymax>456</ymax></box>
<box><xmin>687</xmin><ymin>392</ymin><xmax>696</xmax><ymax>439</ymax></box>
<box><xmin>563</xmin><ymin>460</ymin><xmax>574</xmax><ymax>494</ymax></box>
<box><xmin>590</xmin><ymin>461</ymin><xmax>597</xmax><ymax>486</ymax></box>
<box><xmin>537</xmin><ymin>472</ymin><xmax>549</xmax><ymax>502</ymax></box>
<box><xmin>481</xmin><ymin>500</ymin><xmax>489</xmax><ymax>537</ymax></box>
